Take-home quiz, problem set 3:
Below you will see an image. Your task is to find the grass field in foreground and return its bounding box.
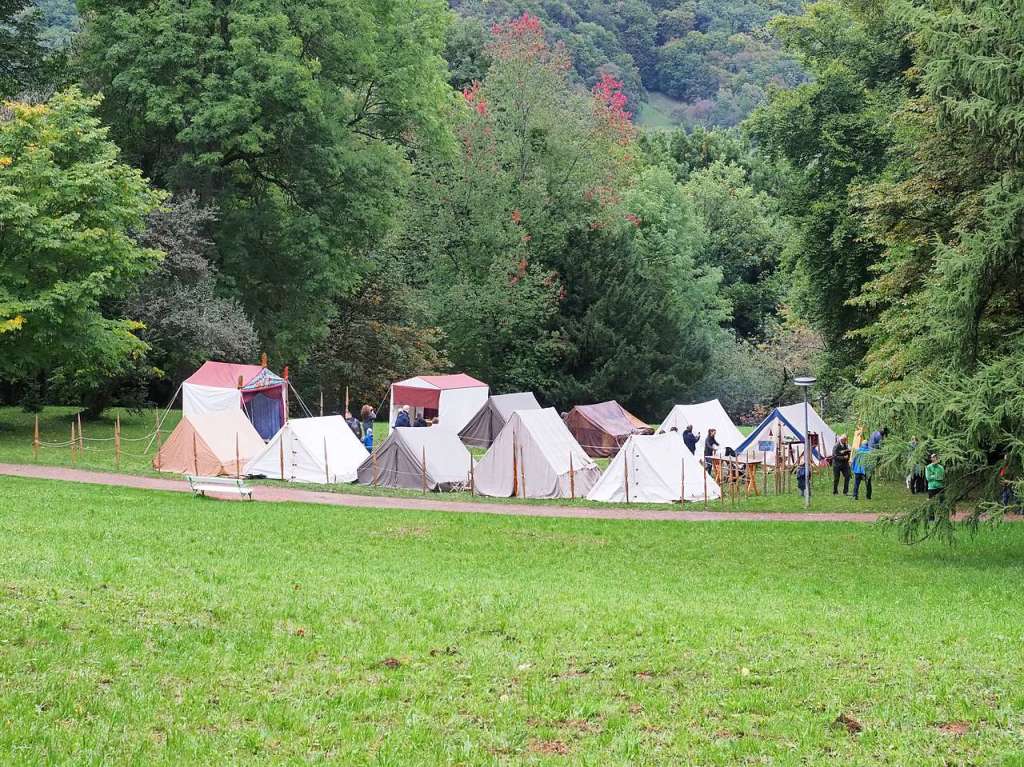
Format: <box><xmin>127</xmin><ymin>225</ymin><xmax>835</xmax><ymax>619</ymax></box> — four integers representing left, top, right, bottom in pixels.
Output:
<box><xmin>0</xmin><ymin>407</ymin><xmax>906</xmax><ymax>514</ymax></box>
<box><xmin>2</xmin><ymin>478</ymin><xmax>1023</xmax><ymax>765</ymax></box>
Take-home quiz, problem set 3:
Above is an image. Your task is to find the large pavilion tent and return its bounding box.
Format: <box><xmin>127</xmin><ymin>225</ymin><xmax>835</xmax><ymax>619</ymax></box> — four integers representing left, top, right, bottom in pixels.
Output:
<box><xmin>244</xmin><ymin>416</ymin><xmax>367</xmax><ymax>484</ymax></box>
<box><xmin>587</xmin><ymin>433</ymin><xmax>722</xmax><ymax>503</ymax></box>
<box><xmin>153</xmin><ymin>410</ymin><xmax>265</xmax><ymax>476</ymax></box>
<box><xmin>736</xmin><ymin>403</ymin><xmax>838</xmax><ymax>466</ymax></box>
<box><xmin>458</xmin><ymin>391</ymin><xmax>542</xmax><ymax>448</ymax></box>
<box><xmin>564</xmin><ymin>400</ymin><xmax>652</xmax><ymax>458</ymax></box>
<box><xmin>474</xmin><ymin>408</ymin><xmax>601</xmax><ymax>499</ymax></box>
<box><xmin>182</xmin><ymin>361</ymin><xmax>287</xmax><ymax>440</ymax></box>
<box><xmin>389</xmin><ymin>374</ymin><xmax>489</xmax><ymax>435</ymax></box>
<box><xmin>656</xmin><ymin>399</ymin><xmax>745</xmax><ymax>457</ymax></box>
<box><xmin>356</xmin><ymin>427</ymin><xmax>474</xmax><ymax>491</ymax></box>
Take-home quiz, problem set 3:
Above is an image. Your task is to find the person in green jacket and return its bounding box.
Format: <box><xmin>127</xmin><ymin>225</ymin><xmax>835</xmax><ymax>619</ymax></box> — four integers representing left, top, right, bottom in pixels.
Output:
<box><xmin>925</xmin><ymin>453</ymin><xmax>945</xmax><ymax>499</ymax></box>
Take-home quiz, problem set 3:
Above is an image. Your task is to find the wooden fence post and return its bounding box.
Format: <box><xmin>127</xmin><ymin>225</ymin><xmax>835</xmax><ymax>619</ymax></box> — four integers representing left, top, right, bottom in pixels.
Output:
<box><xmin>569</xmin><ymin>452</ymin><xmax>575</xmax><ymax>500</ymax></box>
<box><xmin>33</xmin><ymin>415</ymin><xmax>39</xmax><ymax>462</ymax></box>
<box><xmin>70</xmin><ymin>421</ymin><xmax>76</xmax><ymax>465</ymax></box>
<box><xmin>703</xmin><ymin>461</ymin><xmax>708</xmax><ymax>510</ymax></box>
<box><xmin>77</xmin><ymin>413</ymin><xmax>84</xmax><ymax>453</ymax></box>
<box><xmin>115</xmin><ymin>415</ymin><xmax>122</xmax><ymax>471</ymax></box>
<box><xmin>763</xmin><ymin>449</ymin><xmax>768</xmax><ymax>497</ymax></box>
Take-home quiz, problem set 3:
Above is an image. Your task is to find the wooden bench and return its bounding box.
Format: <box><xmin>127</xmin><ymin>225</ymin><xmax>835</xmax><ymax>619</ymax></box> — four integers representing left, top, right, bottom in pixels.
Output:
<box><xmin>186</xmin><ymin>475</ymin><xmax>254</xmax><ymax>501</ymax></box>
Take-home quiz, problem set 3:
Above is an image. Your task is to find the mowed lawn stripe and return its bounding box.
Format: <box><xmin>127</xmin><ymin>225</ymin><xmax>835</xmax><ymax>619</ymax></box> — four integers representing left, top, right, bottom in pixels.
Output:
<box><xmin>1</xmin><ymin>477</ymin><xmax>1022</xmax><ymax>765</ymax></box>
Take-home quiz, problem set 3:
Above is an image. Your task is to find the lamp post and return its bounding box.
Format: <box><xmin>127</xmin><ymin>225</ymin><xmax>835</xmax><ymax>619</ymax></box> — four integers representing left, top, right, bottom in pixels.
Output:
<box><xmin>793</xmin><ymin>376</ymin><xmax>816</xmax><ymax>509</ymax></box>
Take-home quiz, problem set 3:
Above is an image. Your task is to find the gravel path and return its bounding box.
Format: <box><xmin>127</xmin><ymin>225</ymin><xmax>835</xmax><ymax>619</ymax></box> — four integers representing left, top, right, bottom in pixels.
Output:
<box><xmin>0</xmin><ymin>463</ymin><xmax>887</xmax><ymax>523</ymax></box>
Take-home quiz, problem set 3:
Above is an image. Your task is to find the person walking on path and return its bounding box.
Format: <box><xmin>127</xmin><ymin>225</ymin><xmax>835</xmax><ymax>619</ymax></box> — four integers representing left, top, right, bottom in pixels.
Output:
<box><xmin>832</xmin><ymin>434</ymin><xmax>851</xmax><ymax>495</ymax></box>
<box><xmin>852</xmin><ymin>444</ymin><xmax>873</xmax><ymax>500</ymax></box>
<box><xmin>926</xmin><ymin>453</ymin><xmax>945</xmax><ymax>499</ymax></box>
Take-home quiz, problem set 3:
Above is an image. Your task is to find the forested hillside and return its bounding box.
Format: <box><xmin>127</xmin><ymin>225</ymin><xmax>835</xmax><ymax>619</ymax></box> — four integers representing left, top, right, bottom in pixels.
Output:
<box><xmin>450</xmin><ymin>0</ymin><xmax>805</xmax><ymax>127</ymax></box>
<box><xmin>36</xmin><ymin>0</ymin><xmax>803</xmax><ymax>127</ymax></box>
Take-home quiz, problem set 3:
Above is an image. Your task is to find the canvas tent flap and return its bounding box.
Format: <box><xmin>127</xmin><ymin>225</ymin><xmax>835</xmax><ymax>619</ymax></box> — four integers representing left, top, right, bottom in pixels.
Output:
<box><xmin>357</xmin><ymin>427</ymin><xmax>473</xmax><ymax>491</ymax></box>
<box><xmin>565</xmin><ymin>401</ymin><xmax>652</xmax><ymax>458</ymax></box>
<box><xmin>182</xmin><ymin>383</ymin><xmax>243</xmax><ymax>417</ymax></box>
<box><xmin>154</xmin><ymin>410</ymin><xmax>265</xmax><ymax>476</ymax></box>
<box><xmin>459</xmin><ymin>392</ymin><xmax>542</xmax><ymax>448</ymax></box>
<box><xmin>474</xmin><ymin>408</ymin><xmax>600</xmax><ymax>499</ymax></box>
<box><xmin>587</xmin><ymin>433</ymin><xmax>721</xmax><ymax>503</ymax></box>
<box><xmin>245</xmin><ymin>416</ymin><xmax>367</xmax><ymax>483</ymax></box>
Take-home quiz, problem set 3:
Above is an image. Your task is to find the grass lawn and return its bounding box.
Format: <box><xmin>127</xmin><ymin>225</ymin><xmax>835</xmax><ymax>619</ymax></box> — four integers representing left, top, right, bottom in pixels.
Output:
<box><xmin>2</xmin><ymin>477</ymin><xmax>1023</xmax><ymax>765</ymax></box>
<box><xmin>0</xmin><ymin>407</ymin><xmax>904</xmax><ymax>514</ymax></box>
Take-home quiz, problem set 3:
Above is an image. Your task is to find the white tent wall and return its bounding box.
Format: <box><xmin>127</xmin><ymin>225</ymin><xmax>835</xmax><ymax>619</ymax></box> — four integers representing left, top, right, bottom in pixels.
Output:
<box><xmin>182</xmin><ymin>382</ymin><xmax>243</xmax><ymax>418</ymax></box>
<box><xmin>474</xmin><ymin>409</ymin><xmax>600</xmax><ymax>499</ymax></box>
<box><xmin>438</xmin><ymin>387</ymin><xmax>490</xmax><ymax>435</ymax></box>
<box><xmin>656</xmin><ymin>399</ymin><xmax>745</xmax><ymax>457</ymax></box>
<box><xmin>587</xmin><ymin>433</ymin><xmax>722</xmax><ymax>503</ymax></box>
<box><xmin>244</xmin><ymin>416</ymin><xmax>367</xmax><ymax>483</ymax></box>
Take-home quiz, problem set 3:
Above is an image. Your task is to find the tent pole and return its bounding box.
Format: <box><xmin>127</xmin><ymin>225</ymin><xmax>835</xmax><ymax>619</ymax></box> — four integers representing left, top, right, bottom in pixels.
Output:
<box><xmin>324</xmin><ymin>436</ymin><xmax>330</xmax><ymax>484</ymax></box>
<box><xmin>371</xmin><ymin>450</ymin><xmax>378</xmax><ymax>485</ymax></box>
<box><xmin>703</xmin><ymin>460</ymin><xmax>707</xmax><ymax>510</ymax></box>
<box><xmin>77</xmin><ymin>413</ymin><xmax>84</xmax><ymax>452</ymax></box>
<box><xmin>192</xmin><ymin>431</ymin><xmax>199</xmax><ymax>475</ymax></box>
<box><xmin>236</xmin><ymin>433</ymin><xmax>240</xmax><ymax>479</ymax></box>
<box><xmin>680</xmin><ymin>454</ymin><xmax>685</xmax><ymax>507</ymax></box>
<box><xmin>421</xmin><ymin>446</ymin><xmax>427</xmax><ymax>493</ymax></box>
<box><xmin>279</xmin><ymin>429</ymin><xmax>285</xmax><ymax>480</ymax></box>
<box><xmin>569</xmin><ymin>453</ymin><xmax>575</xmax><ymax>500</ymax></box>
<box><xmin>623</xmin><ymin>446</ymin><xmax>630</xmax><ymax>504</ymax></box>
<box><xmin>469</xmin><ymin>453</ymin><xmax>475</xmax><ymax>495</ymax></box>
<box><xmin>344</xmin><ymin>386</ymin><xmax>349</xmax><ymax>416</ymax></box>
<box><xmin>511</xmin><ymin>432</ymin><xmax>518</xmax><ymax>497</ymax></box>
<box><xmin>520</xmin><ymin>445</ymin><xmax>528</xmax><ymax>499</ymax></box>
<box><xmin>319</xmin><ymin>390</ymin><xmax>324</xmax><ymax>417</ymax></box>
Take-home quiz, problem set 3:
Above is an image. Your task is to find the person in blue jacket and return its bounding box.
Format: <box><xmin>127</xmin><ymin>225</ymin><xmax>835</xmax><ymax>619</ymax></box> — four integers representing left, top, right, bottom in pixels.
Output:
<box><xmin>394</xmin><ymin>406</ymin><xmax>411</xmax><ymax>428</ymax></box>
<box><xmin>682</xmin><ymin>425</ymin><xmax>699</xmax><ymax>454</ymax></box>
<box><xmin>852</xmin><ymin>444</ymin><xmax>873</xmax><ymax>500</ymax></box>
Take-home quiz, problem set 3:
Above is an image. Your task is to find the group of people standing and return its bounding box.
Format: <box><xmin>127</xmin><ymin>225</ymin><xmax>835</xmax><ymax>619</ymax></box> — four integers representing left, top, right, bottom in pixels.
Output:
<box><xmin>344</xmin><ymin>405</ymin><xmax>376</xmax><ymax>451</ymax></box>
<box><xmin>831</xmin><ymin>428</ymin><xmax>946</xmax><ymax>501</ymax></box>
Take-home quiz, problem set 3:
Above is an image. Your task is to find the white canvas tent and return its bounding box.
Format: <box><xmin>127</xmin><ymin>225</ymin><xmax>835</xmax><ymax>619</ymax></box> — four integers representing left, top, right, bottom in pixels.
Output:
<box><xmin>656</xmin><ymin>398</ymin><xmax>745</xmax><ymax>457</ymax></box>
<box><xmin>587</xmin><ymin>433</ymin><xmax>722</xmax><ymax>503</ymax></box>
<box><xmin>389</xmin><ymin>373</ymin><xmax>489</xmax><ymax>435</ymax></box>
<box><xmin>736</xmin><ymin>403</ymin><xmax>837</xmax><ymax>466</ymax></box>
<box><xmin>474</xmin><ymin>408</ymin><xmax>601</xmax><ymax>499</ymax></box>
<box><xmin>244</xmin><ymin>416</ymin><xmax>367</xmax><ymax>484</ymax></box>
<box><xmin>356</xmin><ymin>427</ymin><xmax>474</xmax><ymax>491</ymax></box>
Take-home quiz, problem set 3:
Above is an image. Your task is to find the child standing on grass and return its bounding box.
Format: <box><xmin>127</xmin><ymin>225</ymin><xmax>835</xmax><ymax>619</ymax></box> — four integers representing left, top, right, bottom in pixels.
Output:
<box><xmin>851</xmin><ymin>444</ymin><xmax>872</xmax><ymax>501</ymax></box>
<box><xmin>926</xmin><ymin>453</ymin><xmax>945</xmax><ymax>499</ymax></box>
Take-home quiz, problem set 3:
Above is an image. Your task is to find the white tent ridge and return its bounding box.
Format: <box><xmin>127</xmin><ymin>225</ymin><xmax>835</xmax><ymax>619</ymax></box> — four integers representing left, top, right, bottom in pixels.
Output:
<box><xmin>474</xmin><ymin>408</ymin><xmax>601</xmax><ymax>499</ymax></box>
<box><xmin>587</xmin><ymin>432</ymin><xmax>722</xmax><ymax>504</ymax></box>
<box><xmin>244</xmin><ymin>416</ymin><xmax>367</xmax><ymax>484</ymax></box>
<box><xmin>656</xmin><ymin>398</ymin><xmax>744</xmax><ymax>457</ymax></box>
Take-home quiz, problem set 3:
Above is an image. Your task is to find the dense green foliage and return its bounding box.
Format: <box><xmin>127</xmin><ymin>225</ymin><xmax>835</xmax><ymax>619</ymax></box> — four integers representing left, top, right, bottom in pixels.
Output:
<box><xmin>0</xmin><ymin>90</ymin><xmax>163</xmax><ymax>412</ymax></box>
<box><xmin>77</xmin><ymin>0</ymin><xmax>453</xmax><ymax>361</ymax></box>
<box><xmin>2</xmin><ymin>0</ymin><xmax>52</xmax><ymax>96</ymax></box>
<box><xmin>33</xmin><ymin>0</ymin><xmax>77</xmax><ymax>47</ymax></box>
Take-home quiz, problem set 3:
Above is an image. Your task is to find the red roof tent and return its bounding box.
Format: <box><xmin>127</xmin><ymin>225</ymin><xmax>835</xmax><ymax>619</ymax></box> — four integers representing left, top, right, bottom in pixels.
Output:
<box><xmin>185</xmin><ymin>361</ymin><xmax>284</xmax><ymax>391</ymax></box>
<box><xmin>392</xmin><ymin>374</ymin><xmax>487</xmax><ymax>410</ymax></box>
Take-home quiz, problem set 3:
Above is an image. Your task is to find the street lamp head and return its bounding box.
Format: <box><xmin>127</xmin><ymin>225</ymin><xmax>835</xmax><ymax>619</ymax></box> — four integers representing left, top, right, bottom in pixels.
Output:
<box><xmin>793</xmin><ymin>375</ymin><xmax>817</xmax><ymax>387</ymax></box>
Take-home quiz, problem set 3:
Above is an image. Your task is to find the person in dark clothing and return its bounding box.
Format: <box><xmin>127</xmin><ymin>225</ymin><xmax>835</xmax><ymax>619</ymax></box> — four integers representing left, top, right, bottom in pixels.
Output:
<box><xmin>344</xmin><ymin>410</ymin><xmax>362</xmax><ymax>438</ymax></box>
<box><xmin>832</xmin><ymin>434</ymin><xmax>851</xmax><ymax>495</ymax></box>
<box><xmin>703</xmin><ymin>428</ymin><xmax>719</xmax><ymax>458</ymax></box>
<box><xmin>394</xmin><ymin>406</ymin><xmax>411</xmax><ymax>428</ymax></box>
<box><xmin>682</xmin><ymin>425</ymin><xmax>699</xmax><ymax>454</ymax></box>
<box><xmin>414</xmin><ymin>414</ymin><xmax>428</xmax><ymax>427</ymax></box>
